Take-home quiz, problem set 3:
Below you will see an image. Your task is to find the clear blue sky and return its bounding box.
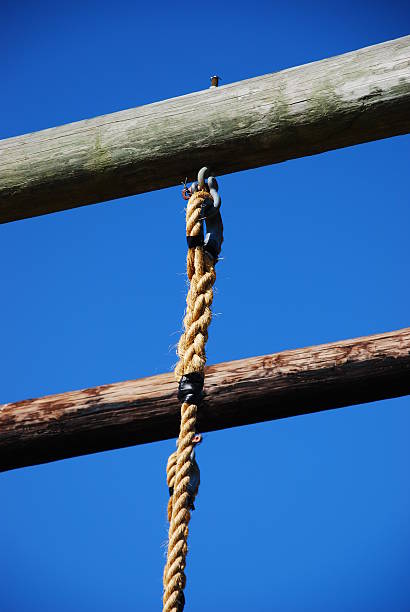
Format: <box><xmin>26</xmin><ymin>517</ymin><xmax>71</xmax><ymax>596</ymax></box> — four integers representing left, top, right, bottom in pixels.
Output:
<box><xmin>1</xmin><ymin>2</ymin><xmax>410</xmax><ymax>611</ymax></box>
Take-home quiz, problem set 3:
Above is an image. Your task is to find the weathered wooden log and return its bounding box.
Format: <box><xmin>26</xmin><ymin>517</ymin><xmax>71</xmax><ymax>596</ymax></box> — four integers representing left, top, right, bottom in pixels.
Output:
<box><xmin>1</xmin><ymin>327</ymin><xmax>409</xmax><ymax>472</ymax></box>
<box><xmin>1</xmin><ymin>36</ymin><xmax>410</xmax><ymax>223</ymax></box>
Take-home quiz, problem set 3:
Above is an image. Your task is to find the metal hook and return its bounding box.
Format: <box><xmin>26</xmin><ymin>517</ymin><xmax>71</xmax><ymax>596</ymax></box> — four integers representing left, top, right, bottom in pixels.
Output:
<box><xmin>193</xmin><ymin>168</ymin><xmax>221</xmax><ymax>217</ymax></box>
<box><xmin>197</xmin><ymin>167</ymin><xmax>209</xmax><ymax>190</ymax></box>
<box><xmin>206</xmin><ymin>175</ymin><xmax>221</xmax><ymax>216</ymax></box>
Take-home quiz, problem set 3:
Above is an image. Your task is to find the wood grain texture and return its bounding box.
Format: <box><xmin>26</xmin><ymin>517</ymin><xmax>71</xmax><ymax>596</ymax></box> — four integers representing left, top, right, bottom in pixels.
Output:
<box><xmin>1</xmin><ymin>327</ymin><xmax>410</xmax><ymax>472</ymax></box>
<box><xmin>1</xmin><ymin>36</ymin><xmax>410</xmax><ymax>223</ymax></box>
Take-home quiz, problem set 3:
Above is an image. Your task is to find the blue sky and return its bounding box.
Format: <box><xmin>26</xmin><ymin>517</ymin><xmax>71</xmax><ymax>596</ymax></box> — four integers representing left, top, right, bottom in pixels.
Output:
<box><xmin>1</xmin><ymin>1</ymin><xmax>410</xmax><ymax>610</ymax></box>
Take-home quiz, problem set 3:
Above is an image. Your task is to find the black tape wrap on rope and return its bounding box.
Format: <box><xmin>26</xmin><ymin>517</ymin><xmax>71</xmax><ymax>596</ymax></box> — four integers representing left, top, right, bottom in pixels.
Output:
<box><xmin>177</xmin><ymin>372</ymin><xmax>204</xmax><ymax>405</ymax></box>
<box><xmin>187</xmin><ymin>234</ymin><xmax>220</xmax><ymax>263</ymax></box>
<box><xmin>186</xmin><ymin>235</ymin><xmax>204</xmax><ymax>249</ymax></box>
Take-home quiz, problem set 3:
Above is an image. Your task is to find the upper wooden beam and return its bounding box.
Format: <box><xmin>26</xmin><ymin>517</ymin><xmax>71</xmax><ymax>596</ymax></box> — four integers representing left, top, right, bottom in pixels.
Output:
<box><xmin>1</xmin><ymin>36</ymin><xmax>410</xmax><ymax>223</ymax></box>
<box><xmin>1</xmin><ymin>327</ymin><xmax>410</xmax><ymax>472</ymax></box>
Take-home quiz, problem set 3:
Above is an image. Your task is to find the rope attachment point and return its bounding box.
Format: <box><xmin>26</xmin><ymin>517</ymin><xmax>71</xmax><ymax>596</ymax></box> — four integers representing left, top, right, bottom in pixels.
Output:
<box><xmin>183</xmin><ymin>167</ymin><xmax>223</xmax><ymax>263</ymax></box>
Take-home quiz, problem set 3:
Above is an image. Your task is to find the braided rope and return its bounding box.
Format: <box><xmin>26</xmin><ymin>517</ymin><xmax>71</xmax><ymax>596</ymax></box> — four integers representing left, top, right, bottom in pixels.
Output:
<box><xmin>162</xmin><ymin>189</ymin><xmax>222</xmax><ymax>612</ymax></box>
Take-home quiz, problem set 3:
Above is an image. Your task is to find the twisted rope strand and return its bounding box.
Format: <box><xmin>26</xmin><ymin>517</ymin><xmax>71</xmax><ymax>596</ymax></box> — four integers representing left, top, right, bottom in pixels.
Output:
<box><xmin>163</xmin><ymin>189</ymin><xmax>221</xmax><ymax>612</ymax></box>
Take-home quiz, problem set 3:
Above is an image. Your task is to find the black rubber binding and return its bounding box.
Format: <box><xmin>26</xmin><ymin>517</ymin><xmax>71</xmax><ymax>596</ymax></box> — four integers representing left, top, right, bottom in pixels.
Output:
<box><xmin>177</xmin><ymin>372</ymin><xmax>204</xmax><ymax>405</ymax></box>
<box><xmin>186</xmin><ymin>235</ymin><xmax>204</xmax><ymax>249</ymax></box>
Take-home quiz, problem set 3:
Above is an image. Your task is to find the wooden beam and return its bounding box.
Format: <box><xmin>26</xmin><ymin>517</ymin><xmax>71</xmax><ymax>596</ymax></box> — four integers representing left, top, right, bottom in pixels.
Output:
<box><xmin>1</xmin><ymin>327</ymin><xmax>409</xmax><ymax>472</ymax></box>
<box><xmin>1</xmin><ymin>36</ymin><xmax>410</xmax><ymax>224</ymax></box>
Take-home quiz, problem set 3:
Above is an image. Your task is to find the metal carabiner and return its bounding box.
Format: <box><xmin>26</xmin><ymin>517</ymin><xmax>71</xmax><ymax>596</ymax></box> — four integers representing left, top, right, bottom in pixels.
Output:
<box><xmin>183</xmin><ymin>167</ymin><xmax>223</xmax><ymax>262</ymax></box>
<box><xmin>203</xmin><ymin>206</ymin><xmax>223</xmax><ymax>262</ymax></box>
<box><xmin>191</xmin><ymin>170</ymin><xmax>222</xmax><ymax>261</ymax></box>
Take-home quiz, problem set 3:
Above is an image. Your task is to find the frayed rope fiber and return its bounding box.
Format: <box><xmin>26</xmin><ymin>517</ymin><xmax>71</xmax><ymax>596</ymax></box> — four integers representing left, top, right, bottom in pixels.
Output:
<box><xmin>162</xmin><ymin>189</ymin><xmax>223</xmax><ymax>612</ymax></box>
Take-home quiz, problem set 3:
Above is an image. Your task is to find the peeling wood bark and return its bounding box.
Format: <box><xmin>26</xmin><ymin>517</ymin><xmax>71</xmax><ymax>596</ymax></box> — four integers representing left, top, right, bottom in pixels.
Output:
<box><xmin>1</xmin><ymin>327</ymin><xmax>410</xmax><ymax>472</ymax></box>
<box><xmin>1</xmin><ymin>36</ymin><xmax>410</xmax><ymax>223</ymax></box>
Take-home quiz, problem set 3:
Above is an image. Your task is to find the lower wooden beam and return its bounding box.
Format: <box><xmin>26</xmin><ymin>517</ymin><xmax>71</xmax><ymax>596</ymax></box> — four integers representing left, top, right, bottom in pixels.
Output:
<box><xmin>1</xmin><ymin>327</ymin><xmax>409</xmax><ymax>472</ymax></box>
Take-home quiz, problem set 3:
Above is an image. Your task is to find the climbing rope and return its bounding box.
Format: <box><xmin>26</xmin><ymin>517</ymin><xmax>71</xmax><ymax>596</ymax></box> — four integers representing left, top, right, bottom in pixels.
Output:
<box><xmin>162</xmin><ymin>168</ymin><xmax>223</xmax><ymax>612</ymax></box>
